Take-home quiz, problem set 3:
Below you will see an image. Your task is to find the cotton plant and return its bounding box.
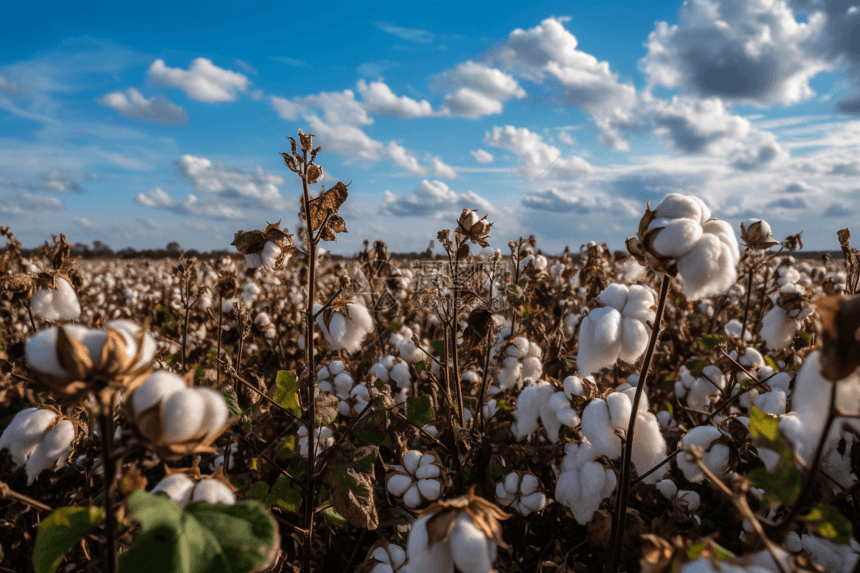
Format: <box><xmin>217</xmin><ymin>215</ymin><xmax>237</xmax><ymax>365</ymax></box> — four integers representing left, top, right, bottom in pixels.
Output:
<box><xmin>626</xmin><ymin>193</ymin><xmax>740</xmax><ymax>300</ymax></box>
<box><xmin>314</xmin><ymin>298</ymin><xmax>374</xmax><ymax>354</ymax></box>
<box><xmin>576</xmin><ymin>283</ymin><xmax>656</xmax><ymax>376</ymax></box>
<box><xmin>554</xmin><ymin>440</ymin><xmax>617</xmax><ymax>525</ymax></box>
<box><xmin>126</xmin><ymin>370</ymin><xmax>231</xmax><ymax>460</ymax></box>
<box><xmin>406</xmin><ymin>488</ymin><xmax>508</xmax><ymax>573</ymax></box>
<box><xmin>360</xmin><ymin>541</ymin><xmax>411</xmax><ymax>573</ymax></box>
<box><xmin>386</xmin><ymin>450</ymin><xmax>446</xmax><ymax>509</ymax></box>
<box><xmin>297</xmin><ymin>425</ymin><xmax>335</xmax><ymax>457</ymax></box>
<box><xmin>676</xmin><ymin>425</ymin><xmax>732</xmax><ymax>483</ymax></box>
<box><xmin>674</xmin><ymin>364</ymin><xmax>727</xmax><ymax>413</ymax></box>
<box><xmin>0</xmin><ymin>407</ymin><xmax>77</xmax><ymax>484</ymax></box>
<box><xmin>31</xmin><ymin>276</ymin><xmax>81</xmax><ymax>322</ymax></box>
<box><xmin>150</xmin><ymin>471</ymin><xmax>237</xmax><ymax>508</ymax></box>
<box><xmin>679</xmin><ymin>547</ymin><xmax>791</xmax><ymax>573</ymax></box>
<box><xmin>580</xmin><ymin>387</ymin><xmax>667</xmax><ymax>484</ymax></box>
<box><xmin>494</xmin><ymin>471</ymin><xmax>547</xmax><ymax>516</ymax></box>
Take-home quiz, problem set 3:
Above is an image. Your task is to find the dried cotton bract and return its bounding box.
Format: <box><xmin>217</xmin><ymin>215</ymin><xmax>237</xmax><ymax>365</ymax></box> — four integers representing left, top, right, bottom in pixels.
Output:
<box><xmin>626</xmin><ymin>194</ymin><xmax>739</xmax><ymax>300</ymax></box>
<box><xmin>127</xmin><ymin>370</ymin><xmax>231</xmax><ymax>460</ymax></box>
<box><xmin>0</xmin><ymin>407</ymin><xmax>77</xmax><ymax>484</ymax></box>
<box><xmin>231</xmin><ymin>220</ymin><xmax>296</xmax><ymax>271</ymax></box>
<box><xmin>406</xmin><ymin>488</ymin><xmax>509</xmax><ymax>573</ymax></box>
<box><xmin>25</xmin><ymin>320</ymin><xmax>156</xmax><ymax>405</ymax></box>
<box><xmin>576</xmin><ymin>283</ymin><xmax>656</xmax><ymax>376</ymax></box>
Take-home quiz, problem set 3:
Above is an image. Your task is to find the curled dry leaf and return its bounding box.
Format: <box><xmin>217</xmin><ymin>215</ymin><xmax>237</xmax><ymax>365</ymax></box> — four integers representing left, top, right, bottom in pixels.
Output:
<box><xmin>231</xmin><ymin>221</ymin><xmax>296</xmax><ymax>270</ymax></box>
<box><xmin>420</xmin><ymin>486</ymin><xmax>510</xmax><ymax>550</ymax></box>
<box><xmin>322</xmin><ymin>444</ymin><xmax>381</xmax><ymax>530</ymax></box>
<box><xmin>816</xmin><ymin>294</ymin><xmax>860</xmax><ymax>381</ymax></box>
<box><xmin>309</xmin><ymin>182</ymin><xmax>349</xmax><ymax>242</ymax></box>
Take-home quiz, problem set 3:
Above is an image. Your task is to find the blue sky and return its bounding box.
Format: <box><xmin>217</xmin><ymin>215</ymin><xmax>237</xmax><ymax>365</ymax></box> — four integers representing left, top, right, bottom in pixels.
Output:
<box><xmin>2</xmin><ymin>0</ymin><xmax>859</xmax><ymax>255</ymax></box>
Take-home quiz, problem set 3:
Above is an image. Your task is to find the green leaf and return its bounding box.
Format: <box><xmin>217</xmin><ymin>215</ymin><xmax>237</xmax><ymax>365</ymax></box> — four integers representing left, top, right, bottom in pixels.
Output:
<box><xmin>698</xmin><ymin>335</ymin><xmax>726</xmax><ymax>350</ymax></box>
<box><xmin>375</xmin><ymin>379</ymin><xmax>386</xmax><ymax>392</ymax></box>
<box><xmin>407</xmin><ymin>396</ymin><xmax>435</xmax><ymax>427</ymax></box>
<box><xmin>322</xmin><ymin>506</ymin><xmax>347</xmax><ymax>527</ymax></box>
<box><xmin>688</xmin><ymin>358</ymin><xmax>711</xmax><ymax>371</ymax></box>
<box><xmin>749</xmin><ymin>407</ymin><xmax>779</xmax><ymax>442</ymax></box>
<box><xmin>221</xmin><ymin>388</ymin><xmax>241</xmax><ymax>417</ymax></box>
<box><xmin>386</xmin><ymin>322</ymin><xmax>401</xmax><ymax>333</ymax></box>
<box><xmin>207</xmin><ymin>347</ymin><xmax>218</xmax><ymax>364</ymax></box>
<box><xmin>276</xmin><ymin>435</ymin><xmax>297</xmax><ymax>460</ymax></box>
<box><xmin>120</xmin><ymin>491</ymin><xmax>278</xmax><ymax>573</ymax></box>
<box><xmin>800</xmin><ymin>331</ymin><xmax>812</xmax><ymax>345</ymax></box>
<box><xmin>265</xmin><ymin>476</ymin><xmax>302</xmax><ymax>513</ymax></box>
<box><xmin>194</xmin><ymin>364</ymin><xmax>204</xmax><ymax>380</ymax></box>
<box><xmin>33</xmin><ymin>505</ymin><xmax>104</xmax><ymax>573</ymax></box>
<box><xmin>518</xmin><ymin>279</ymin><xmax>527</xmax><ymax>288</ymax></box>
<box><xmin>663</xmin><ymin>401</ymin><xmax>674</xmax><ymax>417</ymax></box>
<box><xmin>406</xmin><ymin>310</ymin><xmax>416</xmax><ymax>321</ymax></box>
<box><xmin>765</xmin><ymin>356</ymin><xmax>778</xmax><ymax>370</ymax></box>
<box><xmin>164</xmin><ymin>352</ymin><xmax>180</xmax><ymax>365</ymax></box>
<box><xmin>273</xmin><ymin>371</ymin><xmax>302</xmax><ymax>417</ymax></box>
<box><xmin>333</xmin><ymin>466</ymin><xmax>368</xmax><ymax>498</ymax></box>
<box><xmin>430</xmin><ymin>340</ymin><xmax>445</xmax><ymax>352</ymax></box>
<box><xmin>462</xmin><ymin>466</ymin><xmax>472</xmax><ymax>483</ymax></box>
<box><xmin>805</xmin><ymin>504</ymin><xmax>852</xmax><ymax>544</ymax></box>
<box><xmin>380</xmin><ymin>433</ymin><xmax>393</xmax><ymax>449</ymax></box>
<box><xmin>247</xmin><ymin>481</ymin><xmax>270</xmax><ymax>503</ymax></box>
<box><xmin>361</xmin><ymin>430</ymin><xmax>383</xmax><ymax>445</ymax></box>
<box><xmin>686</xmin><ymin>540</ymin><xmax>735</xmax><ymax>561</ymax></box>
<box><xmin>415</xmin><ymin>361</ymin><xmax>426</xmax><ymax>374</ymax></box>
<box><xmin>355</xmin><ymin>453</ymin><xmax>376</xmax><ymax>473</ymax></box>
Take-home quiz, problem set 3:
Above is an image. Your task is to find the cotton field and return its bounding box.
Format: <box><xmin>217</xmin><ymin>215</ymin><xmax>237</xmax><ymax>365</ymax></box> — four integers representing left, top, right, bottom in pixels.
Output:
<box><xmin>2</xmin><ymin>140</ymin><xmax>860</xmax><ymax>573</ymax></box>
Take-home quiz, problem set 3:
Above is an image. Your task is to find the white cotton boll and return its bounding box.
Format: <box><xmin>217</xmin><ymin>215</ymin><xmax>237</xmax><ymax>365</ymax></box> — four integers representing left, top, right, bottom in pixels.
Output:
<box><xmin>657</xmin><ymin>479</ymin><xmax>677</xmax><ymax>499</ymax></box>
<box><xmin>581</xmin><ymin>399</ymin><xmax>620</xmax><ymax>459</ymax></box>
<box><xmin>598</xmin><ymin>284</ymin><xmax>629</xmax><ymax>312</ymax></box>
<box><xmin>381</xmin><ymin>355</ymin><xmax>396</xmax><ymax>370</ymax></box>
<box><xmin>801</xmin><ymin>533</ymin><xmax>859</xmax><ymax>573</ymax></box>
<box><xmin>403</xmin><ymin>484</ymin><xmax>423</xmax><ymax>509</ymax></box>
<box><xmin>506</xmin><ymin>337</ymin><xmax>530</xmax><ymax>358</ymax></box>
<box><xmin>768</xmin><ymin>372</ymin><xmax>792</xmax><ymax>393</ymax></box>
<box><xmin>415</xmin><ymin>464</ymin><xmax>441</xmax><ymax>480</ymax></box>
<box><xmin>402</xmin><ymin>450</ymin><xmax>422</xmax><ymax>475</ymax></box>
<box><xmin>513</xmin><ymin>381</ymin><xmax>561</xmax><ymax>442</ymax></box>
<box><xmin>191</xmin><ymin>478</ymin><xmax>236</xmax><ymax>505</ymax></box>
<box><xmin>151</xmin><ymin>473</ymin><xmax>196</xmax><ymax>508</ymax></box>
<box><xmin>417</xmin><ymin>479</ymin><xmax>442</xmax><ymax>501</ymax></box>
<box><xmin>521</xmin><ymin>357</ymin><xmax>542</xmax><ymax>382</ymax></box>
<box><xmin>261</xmin><ymin>242</ymin><xmax>281</xmax><ymax>271</ymax></box>
<box><xmin>677</xmin><ymin>426</ymin><xmax>728</xmax><ymax>483</ymax></box>
<box><xmin>25</xmin><ymin>420</ymin><xmax>75</xmax><ymax>484</ymax></box>
<box><xmin>760</xmin><ymin>306</ymin><xmax>800</xmax><ymax>351</ymax></box>
<box><xmin>519</xmin><ymin>254</ymin><xmax>534</xmax><ymax>271</ymax></box>
<box><xmin>563</xmin><ymin>313</ymin><xmax>581</xmax><ymax>336</ymax></box>
<box><xmin>407</xmin><ymin>515</ymin><xmax>455</xmax><ymax>573</ymax></box>
<box><xmin>520</xmin><ymin>492</ymin><xmax>546</xmax><ymax>514</ymax></box>
<box><xmin>550</xmin><ymin>392</ymin><xmax>579</xmax><ymax>428</ymax></box>
<box><xmin>450</xmin><ymin>513</ymin><xmax>497</xmax><ymax>573</ymax></box>
<box><xmin>462</xmin><ymin>370</ymin><xmax>480</xmax><ymax>385</ymax></box>
<box><xmin>66</xmin><ymin>324</ymin><xmax>109</xmax><ymax>365</ymax></box>
<box><xmin>739</xmin><ymin>348</ymin><xmax>765</xmax><ymax>371</ymax></box>
<box><xmin>25</xmin><ymin>328</ymin><xmax>70</xmax><ymax>378</ymax></box>
<box><xmin>31</xmin><ymin>278</ymin><xmax>81</xmax><ymax>322</ymax></box>
<box><xmin>254</xmin><ymin>312</ymin><xmax>271</xmax><ymax>327</ymax></box>
<box><xmin>197</xmin><ymin>388</ymin><xmax>229</xmax><ymax>439</ymax></box>
<box><xmin>334</xmin><ymin>372</ymin><xmax>355</xmax><ymax>398</ymax></box>
<box><xmin>619</xmin><ymin>317</ymin><xmax>649</xmax><ymax>364</ymax></box>
<box><xmin>621</xmin><ymin>286</ymin><xmax>656</xmax><ymax>323</ymax></box>
<box><xmin>784</xmin><ymin>532</ymin><xmax>802</xmax><ymax>553</ymax></box>
<box><xmin>677</xmin><ymin>490</ymin><xmax>700</xmax><ymax>511</ymax></box>
<box><xmin>132</xmin><ymin>370</ymin><xmax>187</xmax><ymax>415</ymax></box>
<box><xmin>632</xmin><ymin>412</ymin><xmax>668</xmax><ymax>484</ymax></box>
<box><xmin>497</xmin><ymin>363</ymin><xmax>522</xmax><ymax>391</ymax></box>
<box><xmin>676</xmin><ymin>231</ymin><xmax>738</xmax><ymax>301</ymax></box>
<box><xmin>649</xmin><ymin>218</ymin><xmax>702</xmax><ymax>258</ymax></box>
<box><xmin>317</xmin><ymin>366</ymin><xmax>331</xmax><ymax>381</ymax></box>
<box><xmin>755</xmin><ymin>390</ymin><xmax>787</xmax><ymax>416</ymax></box>
<box><xmin>370</xmin><ymin>363</ymin><xmax>390</xmax><ymax>384</ymax></box>
<box><xmin>387</xmin><ymin>473</ymin><xmax>413</xmax><ymax>497</ymax></box>
<box><xmin>576</xmin><ymin>307</ymin><xmax>622</xmax><ymax>376</ymax></box>
<box><xmin>328</xmin><ymin>360</ymin><xmax>345</xmax><ymax>376</ymax></box>
<box><xmin>242</xmin><ymin>283</ymin><xmax>261</xmax><ymax>305</ymax></box>
<box><xmin>1</xmin><ymin>408</ymin><xmax>59</xmax><ymax>466</ymax></box>
<box><xmin>244</xmin><ymin>253</ymin><xmax>262</xmax><ymax>268</ymax></box>
<box><xmin>162</xmin><ymin>390</ymin><xmax>207</xmax><ymax>443</ymax></box>
<box><xmin>390</xmin><ymin>362</ymin><xmax>412</xmax><ymax>389</ymax></box>
<box><xmin>564</xmin><ymin>376</ymin><xmax>586</xmax><ymax>398</ymax></box>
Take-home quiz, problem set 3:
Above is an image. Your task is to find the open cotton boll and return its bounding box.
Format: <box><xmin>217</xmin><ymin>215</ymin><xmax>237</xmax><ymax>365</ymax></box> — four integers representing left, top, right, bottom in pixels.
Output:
<box><xmin>315</xmin><ymin>302</ymin><xmax>374</xmax><ymax>354</ymax></box>
<box><xmin>132</xmin><ymin>370</ymin><xmax>187</xmax><ymax>415</ymax></box>
<box><xmin>513</xmin><ymin>381</ymin><xmax>561</xmax><ymax>442</ymax></box>
<box><xmin>497</xmin><ymin>362</ymin><xmax>523</xmax><ymax>391</ymax></box>
<box><xmin>334</xmin><ymin>372</ymin><xmax>355</xmax><ymax>398</ymax></box>
<box><xmin>162</xmin><ymin>390</ymin><xmax>208</xmax><ymax>443</ymax></box>
<box><xmin>760</xmin><ymin>306</ymin><xmax>800</xmax><ymax>351</ymax></box>
<box><xmin>108</xmin><ymin>320</ymin><xmax>157</xmax><ymax>368</ymax></box>
<box><xmin>0</xmin><ymin>408</ymin><xmax>59</xmax><ymax>466</ymax></box>
<box><xmin>31</xmin><ymin>278</ymin><xmax>81</xmax><ymax>321</ymax></box>
<box><xmin>555</xmin><ymin>440</ymin><xmax>617</xmax><ymax>525</ymax></box>
<box><xmin>190</xmin><ymin>478</ymin><xmax>236</xmax><ymax>505</ymax></box>
<box><xmin>369</xmin><ymin>363</ymin><xmax>390</xmax><ymax>383</ymax></box>
<box><xmin>755</xmin><ymin>390</ymin><xmax>787</xmax><ymax>416</ymax></box>
<box><xmin>151</xmin><ymin>473</ymin><xmax>196</xmax><ymax>508</ymax></box>
<box><xmin>261</xmin><ymin>241</ymin><xmax>281</xmax><ymax>271</ymax></box>
<box><xmin>244</xmin><ymin>253</ymin><xmax>263</xmax><ymax>268</ymax></box>
<box><xmin>390</xmin><ymin>362</ymin><xmax>412</xmax><ymax>388</ymax></box>
<box><xmin>25</xmin><ymin>328</ymin><xmax>71</xmax><ymax>378</ymax></box>
<box><xmin>197</xmin><ymin>388</ymin><xmax>229</xmax><ymax>440</ymax></box>
<box><xmin>598</xmin><ymin>283</ymin><xmax>629</xmax><ymax>312</ymax></box>
<box><xmin>576</xmin><ymin>307</ymin><xmax>622</xmax><ymax>376</ymax></box>
<box><xmin>801</xmin><ymin>533</ymin><xmax>860</xmax><ymax>573</ymax></box>
<box><xmin>657</xmin><ymin>479</ymin><xmax>677</xmax><ymax>499</ymax></box>
<box><xmin>581</xmin><ymin>399</ymin><xmax>621</xmax><ymax>459</ymax></box>
<box><xmin>676</xmin><ymin>490</ymin><xmax>700</xmax><ymax>511</ymax></box>
<box><xmin>675</xmin><ymin>230</ymin><xmax>739</xmax><ymax>300</ymax></box>
<box><xmin>24</xmin><ymin>420</ymin><xmax>75</xmax><ymax>484</ymax></box>
<box><xmin>677</xmin><ymin>426</ymin><xmax>730</xmax><ymax>483</ymax></box>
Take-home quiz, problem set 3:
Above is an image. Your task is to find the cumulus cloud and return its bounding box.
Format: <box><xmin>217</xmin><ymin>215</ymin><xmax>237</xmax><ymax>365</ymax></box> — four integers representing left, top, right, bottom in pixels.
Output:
<box><xmin>643</xmin><ymin>95</ymin><xmax>751</xmax><ymax>154</ymax></box>
<box><xmin>175</xmin><ymin>155</ymin><xmax>286</xmax><ymax>209</ymax></box>
<box><xmin>729</xmin><ymin>132</ymin><xmax>788</xmax><ymax>170</ymax></box>
<box><xmin>381</xmin><ymin>179</ymin><xmax>493</xmax><ymax>217</ymax></box>
<box><xmin>522</xmin><ymin>188</ymin><xmax>641</xmax><ymax>217</ymax></box>
<box><xmin>135</xmin><ymin>187</ymin><xmax>245</xmax><ymax>219</ymax></box>
<box><xmin>430</xmin><ymin>156</ymin><xmax>458</xmax><ymax>179</ymax></box>
<box><xmin>373</xmin><ymin>22</ymin><xmax>435</xmax><ymax>44</ymax></box>
<box><xmin>641</xmin><ymin>0</ymin><xmax>830</xmax><ymax>105</ymax></box>
<box><xmin>485</xmin><ymin>125</ymin><xmax>594</xmax><ymax>181</ymax></box>
<box><xmin>0</xmin><ymin>171</ymin><xmax>98</xmax><ymax>193</ymax></box>
<box><xmin>385</xmin><ymin>142</ymin><xmax>427</xmax><ymax>176</ymax></box>
<box><xmin>148</xmin><ymin>58</ymin><xmax>249</xmax><ymax>103</ymax></box>
<box><xmin>96</xmin><ymin>87</ymin><xmax>188</xmax><ymax>123</ymax></box>
<box><xmin>830</xmin><ymin>161</ymin><xmax>860</xmax><ymax>176</ymax></box>
<box><xmin>471</xmin><ymin>149</ymin><xmax>494</xmax><ymax>163</ymax></box>
<box><xmin>356</xmin><ymin>79</ymin><xmax>433</xmax><ymax>118</ymax></box>
<box><xmin>436</xmin><ymin>61</ymin><xmax>526</xmax><ymax>118</ymax></box>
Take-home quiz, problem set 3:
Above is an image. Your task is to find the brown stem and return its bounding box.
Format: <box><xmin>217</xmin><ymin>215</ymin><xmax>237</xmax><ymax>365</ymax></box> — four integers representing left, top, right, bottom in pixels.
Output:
<box><xmin>451</xmin><ymin>240</ymin><xmax>465</xmax><ymax>428</ymax></box>
<box><xmin>217</xmin><ymin>293</ymin><xmax>223</xmax><ymax>388</ymax></box>
<box><xmin>25</xmin><ymin>299</ymin><xmax>36</xmax><ymax>332</ymax></box>
<box><xmin>182</xmin><ymin>275</ymin><xmax>190</xmax><ymax>371</ymax></box>
<box><xmin>607</xmin><ymin>273</ymin><xmax>670</xmax><ymax>573</ymax></box>
<box><xmin>300</xmin><ymin>149</ymin><xmax>318</xmax><ymax>573</ymax></box>
<box><xmin>476</xmin><ymin>262</ymin><xmax>496</xmax><ymax>430</ymax></box>
<box><xmin>739</xmin><ymin>262</ymin><xmax>755</xmax><ymax>342</ymax></box>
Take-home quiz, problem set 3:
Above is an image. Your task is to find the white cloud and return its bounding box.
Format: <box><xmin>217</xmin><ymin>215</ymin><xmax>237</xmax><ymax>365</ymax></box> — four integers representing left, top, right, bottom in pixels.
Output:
<box><xmin>641</xmin><ymin>0</ymin><xmax>831</xmax><ymax>106</ymax></box>
<box><xmin>271</xmin><ymin>56</ymin><xmax>311</xmax><ymax>68</ymax></box>
<box><xmin>385</xmin><ymin>142</ymin><xmax>427</xmax><ymax>176</ymax></box>
<box><xmin>0</xmin><ymin>192</ymin><xmax>65</xmax><ymax>215</ymax></box>
<box><xmin>381</xmin><ymin>179</ymin><xmax>493</xmax><ymax>217</ymax></box>
<box><xmin>96</xmin><ymin>87</ymin><xmax>188</xmax><ymax>123</ymax></box>
<box><xmin>430</xmin><ymin>156</ymin><xmax>458</xmax><ymax>179</ymax></box>
<box><xmin>373</xmin><ymin>22</ymin><xmax>435</xmax><ymax>44</ymax></box>
<box><xmin>471</xmin><ymin>149</ymin><xmax>494</xmax><ymax>163</ymax></box>
<box><xmin>485</xmin><ymin>125</ymin><xmax>594</xmax><ymax>182</ymax></box>
<box><xmin>357</xmin><ymin>79</ymin><xmax>433</xmax><ymax>118</ymax></box>
<box><xmin>74</xmin><ymin>216</ymin><xmax>101</xmax><ymax>230</ymax></box>
<box><xmin>135</xmin><ymin>186</ymin><xmax>175</xmax><ymax>209</ymax></box>
<box><xmin>148</xmin><ymin>58</ymin><xmax>249</xmax><ymax>103</ymax></box>
<box><xmin>135</xmin><ymin>187</ymin><xmax>246</xmax><ymax>219</ymax></box>
<box><xmin>436</xmin><ymin>61</ymin><xmax>526</xmax><ymax>118</ymax></box>
<box><xmin>175</xmin><ymin>155</ymin><xmax>286</xmax><ymax>209</ymax></box>
<box><xmin>234</xmin><ymin>59</ymin><xmax>258</xmax><ymax>75</ymax></box>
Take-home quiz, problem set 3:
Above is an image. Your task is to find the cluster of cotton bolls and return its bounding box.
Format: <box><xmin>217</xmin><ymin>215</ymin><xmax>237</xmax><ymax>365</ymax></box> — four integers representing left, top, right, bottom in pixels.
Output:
<box><xmin>489</xmin><ymin>334</ymin><xmax>542</xmax><ymax>392</ymax></box>
<box><xmin>555</xmin><ymin>440</ymin><xmax>617</xmax><ymax>525</ymax></box>
<box><xmin>674</xmin><ymin>364</ymin><xmax>727</xmax><ymax>414</ymax></box>
<box><xmin>677</xmin><ymin>425</ymin><xmax>733</xmax><ymax>483</ymax></box>
<box><xmin>655</xmin><ymin>479</ymin><xmax>701</xmax><ymax>512</ymax></box>
<box><xmin>297</xmin><ymin>426</ymin><xmax>335</xmax><ymax>457</ymax></box>
<box><xmin>368</xmin><ymin>354</ymin><xmax>411</xmax><ymax>399</ymax></box>
<box><xmin>254</xmin><ymin>312</ymin><xmax>277</xmax><ymax>339</ymax></box>
<box><xmin>0</xmin><ymin>408</ymin><xmax>76</xmax><ymax>484</ymax></box>
<box><xmin>317</xmin><ymin>361</ymin><xmax>376</xmax><ymax>416</ymax></box>
<box><xmin>361</xmin><ymin>541</ymin><xmax>410</xmax><ymax>573</ymax></box>
<box><xmin>150</xmin><ymin>472</ymin><xmax>237</xmax><ymax>508</ymax></box>
<box><xmin>385</xmin><ymin>450</ymin><xmax>446</xmax><ymax>509</ymax></box>
<box><xmin>576</xmin><ymin>283</ymin><xmax>656</xmax><ymax>376</ymax></box>
<box><xmin>512</xmin><ymin>375</ymin><xmax>588</xmax><ymax>443</ymax></box>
